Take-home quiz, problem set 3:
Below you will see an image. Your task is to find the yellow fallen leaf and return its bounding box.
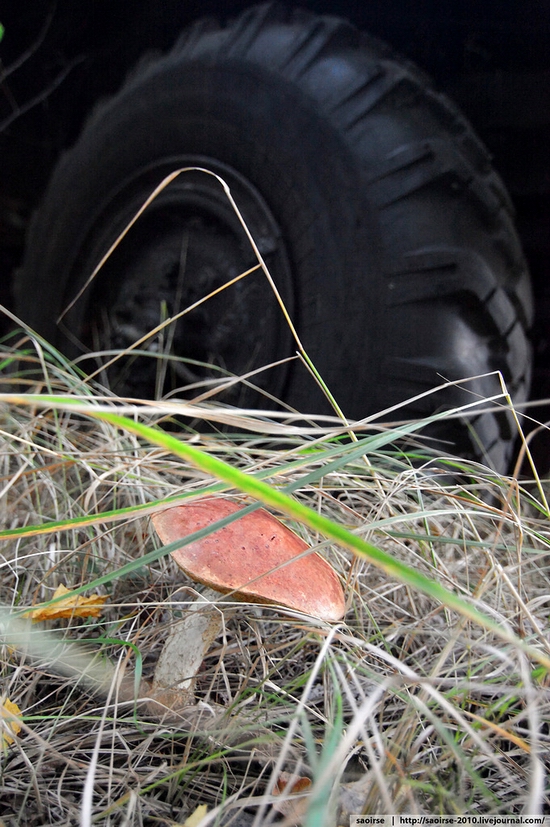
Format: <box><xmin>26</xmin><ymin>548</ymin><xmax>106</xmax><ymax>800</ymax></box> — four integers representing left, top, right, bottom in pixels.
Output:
<box><xmin>1</xmin><ymin>698</ymin><xmax>22</xmax><ymax>748</ymax></box>
<box><xmin>183</xmin><ymin>805</ymin><xmax>208</xmax><ymax>826</ymax></box>
<box><xmin>25</xmin><ymin>584</ymin><xmax>109</xmax><ymax>622</ymax></box>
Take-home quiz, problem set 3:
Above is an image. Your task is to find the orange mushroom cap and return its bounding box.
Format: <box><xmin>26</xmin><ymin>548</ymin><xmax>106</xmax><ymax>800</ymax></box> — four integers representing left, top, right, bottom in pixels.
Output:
<box><xmin>152</xmin><ymin>497</ymin><xmax>345</xmax><ymax>622</ymax></box>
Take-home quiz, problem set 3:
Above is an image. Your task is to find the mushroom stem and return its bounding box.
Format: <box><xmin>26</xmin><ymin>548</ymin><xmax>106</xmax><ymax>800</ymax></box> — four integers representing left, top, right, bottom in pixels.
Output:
<box><xmin>148</xmin><ymin>588</ymin><xmax>231</xmax><ymax>711</ymax></box>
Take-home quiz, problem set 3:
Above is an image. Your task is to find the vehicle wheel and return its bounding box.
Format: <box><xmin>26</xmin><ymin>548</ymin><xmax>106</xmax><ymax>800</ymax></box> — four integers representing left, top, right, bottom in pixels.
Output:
<box><xmin>14</xmin><ymin>2</ymin><xmax>533</xmax><ymax>471</ymax></box>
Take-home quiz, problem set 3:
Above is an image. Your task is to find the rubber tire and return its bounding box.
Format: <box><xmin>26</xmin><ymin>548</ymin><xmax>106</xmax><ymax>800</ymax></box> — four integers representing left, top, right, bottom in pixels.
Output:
<box><xmin>15</xmin><ymin>2</ymin><xmax>533</xmax><ymax>472</ymax></box>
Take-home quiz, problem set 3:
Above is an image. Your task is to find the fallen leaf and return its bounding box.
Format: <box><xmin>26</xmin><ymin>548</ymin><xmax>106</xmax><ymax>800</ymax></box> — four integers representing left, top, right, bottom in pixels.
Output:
<box><xmin>273</xmin><ymin>773</ymin><xmax>311</xmax><ymax>823</ymax></box>
<box><xmin>25</xmin><ymin>584</ymin><xmax>109</xmax><ymax>622</ymax></box>
<box><xmin>1</xmin><ymin>698</ymin><xmax>22</xmax><ymax>748</ymax></box>
<box><xmin>183</xmin><ymin>804</ymin><xmax>209</xmax><ymax>826</ymax></box>
<box><xmin>273</xmin><ymin>774</ymin><xmax>312</xmax><ymax>797</ymax></box>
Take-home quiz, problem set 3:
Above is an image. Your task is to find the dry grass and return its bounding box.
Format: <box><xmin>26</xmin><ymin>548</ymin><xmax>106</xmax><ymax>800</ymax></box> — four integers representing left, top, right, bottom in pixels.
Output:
<box><xmin>0</xmin><ymin>337</ymin><xmax>549</xmax><ymax>827</ymax></box>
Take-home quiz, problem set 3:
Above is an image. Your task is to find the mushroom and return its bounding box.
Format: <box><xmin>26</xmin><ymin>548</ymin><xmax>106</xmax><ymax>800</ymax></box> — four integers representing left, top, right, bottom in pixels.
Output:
<box><xmin>149</xmin><ymin>497</ymin><xmax>345</xmax><ymax>709</ymax></box>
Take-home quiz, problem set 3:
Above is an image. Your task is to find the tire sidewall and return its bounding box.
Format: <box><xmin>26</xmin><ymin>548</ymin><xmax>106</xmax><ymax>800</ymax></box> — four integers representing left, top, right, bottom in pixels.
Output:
<box><xmin>21</xmin><ymin>58</ymin><xmax>384</xmax><ymax>413</ymax></box>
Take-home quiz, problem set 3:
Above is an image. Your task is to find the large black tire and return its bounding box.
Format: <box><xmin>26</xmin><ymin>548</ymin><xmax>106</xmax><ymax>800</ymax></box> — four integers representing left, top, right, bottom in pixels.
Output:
<box><xmin>15</xmin><ymin>2</ymin><xmax>533</xmax><ymax>471</ymax></box>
